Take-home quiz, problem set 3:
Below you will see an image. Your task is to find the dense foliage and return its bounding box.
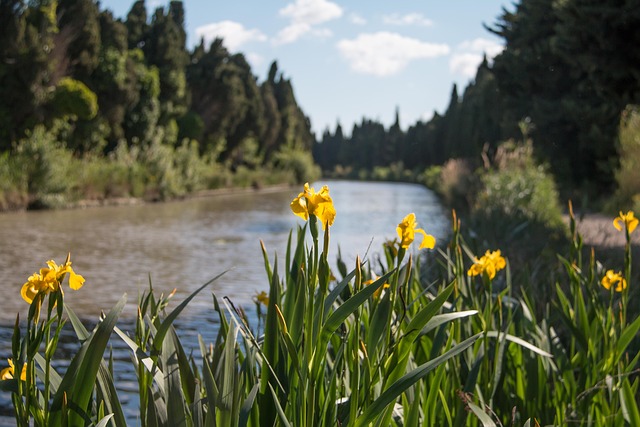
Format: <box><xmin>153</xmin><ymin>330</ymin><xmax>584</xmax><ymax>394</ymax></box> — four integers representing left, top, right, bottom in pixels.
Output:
<box><xmin>313</xmin><ymin>0</ymin><xmax>640</xmax><ymax>199</ymax></box>
<box><xmin>0</xmin><ymin>0</ymin><xmax>317</xmax><ymax>209</ymax></box>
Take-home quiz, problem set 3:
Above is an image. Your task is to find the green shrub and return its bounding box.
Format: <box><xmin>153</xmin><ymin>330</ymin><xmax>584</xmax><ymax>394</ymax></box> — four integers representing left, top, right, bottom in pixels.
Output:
<box><xmin>50</xmin><ymin>77</ymin><xmax>98</xmax><ymax>121</ymax></box>
<box><xmin>270</xmin><ymin>146</ymin><xmax>320</xmax><ymax>184</ymax></box>
<box><xmin>613</xmin><ymin>105</ymin><xmax>640</xmax><ymax>211</ymax></box>
<box><xmin>474</xmin><ymin>140</ymin><xmax>563</xmax><ymax>229</ymax></box>
<box><xmin>466</xmin><ymin>140</ymin><xmax>566</xmax><ymax>279</ymax></box>
<box><xmin>0</xmin><ymin>151</ymin><xmax>28</xmax><ymax>210</ymax></box>
<box><xmin>436</xmin><ymin>158</ymin><xmax>476</xmax><ymax>210</ymax></box>
<box><xmin>420</xmin><ymin>165</ymin><xmax>442</xmax><ymax>190</ymax></box>
<box><xmin>14</xmin><ymin>125</ymin><xmax>76</xmax><ymax>208</ymax></box>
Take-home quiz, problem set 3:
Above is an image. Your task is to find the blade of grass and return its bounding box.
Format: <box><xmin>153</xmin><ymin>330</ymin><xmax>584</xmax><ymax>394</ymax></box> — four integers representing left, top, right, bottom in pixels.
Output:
<box><xmin>467</xmin><ymin>401</ymin><xmax>497</xmax><ymax>427</ymax></box>
<box><xmin>354</xmin><ymin>332</ymin><xmax>481</xmax><ymax>426</ymax></box>
<box><xmin>50</xmin><ymin>295</ymin><xmax>126</xmax><ymax>425</ymax></box>
<box><xmin>153</xmin><ymin>271</ymin><xmax>227</xmax><ymax>352</ymax></box>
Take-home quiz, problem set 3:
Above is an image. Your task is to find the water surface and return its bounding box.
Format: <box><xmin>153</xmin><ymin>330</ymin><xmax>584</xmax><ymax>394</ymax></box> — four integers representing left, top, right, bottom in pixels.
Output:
<box><xmin>0</xmin><ymin>180</ymin><xmax>448</xmax><ymax>323</ymax></box>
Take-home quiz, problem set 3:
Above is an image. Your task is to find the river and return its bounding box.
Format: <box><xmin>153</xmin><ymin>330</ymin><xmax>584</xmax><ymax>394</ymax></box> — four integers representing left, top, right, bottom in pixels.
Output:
<box><xmin>0</xmin><ymin>180</ymin><xmax>449</xmax><ymax>423</ymax></box>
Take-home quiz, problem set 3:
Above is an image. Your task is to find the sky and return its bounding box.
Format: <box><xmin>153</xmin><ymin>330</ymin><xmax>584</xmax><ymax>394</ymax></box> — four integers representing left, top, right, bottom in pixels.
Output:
<box><xmin>98</xmin><ymin>0</ymin><xmax>512</xmax><ymax>136</ymax></box>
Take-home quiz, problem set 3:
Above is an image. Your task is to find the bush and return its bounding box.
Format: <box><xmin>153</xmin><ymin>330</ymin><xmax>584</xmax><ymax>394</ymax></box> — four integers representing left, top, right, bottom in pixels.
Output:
<box><xmin>436</xmin><ymin>158</ymin><xmax>476</xmax><ymax>210</ymax></box>
<box><xmin>14</xmin><ymin>125</ymin><xmax>76</xmax><ymax>208</ymax></box>
<box><xmin>50</xmin><ymin>77</ymin><xmax>98</xmax><ymax>121</ymax></box>
<box><xmin>613</xmin><ymin>105</ymin><xmax>640</xmax><ymax>211</ymax></box>
<box><xmin>466</xmin><ymin>140</ymin><xmax>566</xmax><ymax>277</ymax></box>
<box><xmin>0</xmin><ymin>151</ymin><xmax>28</xmax><ymax>210</ymax></box>
<box><xmin>270</xmin><ymin>146</ymin><xmax>321</xmax><ymax>184</ymax></box>
<box><xmin>475</xmin><ymin>142</ymin><xmax>563</xmax><ymax>229</ymax></box>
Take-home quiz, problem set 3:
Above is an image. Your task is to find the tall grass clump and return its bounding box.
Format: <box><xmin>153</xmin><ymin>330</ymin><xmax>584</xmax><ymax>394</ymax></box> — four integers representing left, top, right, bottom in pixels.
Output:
<box><xmin>1</xmin><ymin>182</ymin><xmax>639</xmax><ymax>426</ymax></box>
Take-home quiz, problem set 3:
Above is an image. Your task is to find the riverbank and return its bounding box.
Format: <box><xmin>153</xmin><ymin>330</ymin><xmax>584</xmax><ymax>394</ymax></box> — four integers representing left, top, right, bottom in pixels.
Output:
<box><xmin>565</xmin><ymin>211</ymin><xmax>640</xmax><ymax>271</ymax></box>
<box><xmin>0</xmin><ymin>182</ymin><xmax>297</xmax><ymax>213</ymax></box>
<box><xmin>70</xmin><ymin>183</ymin><xmax>295</xmax><ymax>210</ymax></box>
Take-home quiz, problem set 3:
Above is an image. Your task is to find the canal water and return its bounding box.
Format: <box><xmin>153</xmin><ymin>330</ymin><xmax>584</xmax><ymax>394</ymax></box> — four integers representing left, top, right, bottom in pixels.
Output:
<box><xmin>0</xmin><ymin>180</ymin><xmax>449</xmax><ymax>424</ymax></box>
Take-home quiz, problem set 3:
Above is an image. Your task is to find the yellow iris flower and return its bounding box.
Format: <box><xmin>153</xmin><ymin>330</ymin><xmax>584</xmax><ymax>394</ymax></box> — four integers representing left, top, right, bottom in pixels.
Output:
<box><xmin>467</xmin><ymin>250</ymin><xmax>506</xmax><ymax>280</ymax></box>
<box><xmin>613</xmin><ymin>210</ymin><xmax>638</xmax><ymax>234</ymax></box>
<box><xmin>601</xmin><ymin>270</ymin><xmax>627</xmax><ymax>292</ymax></box>
<box><xmin>0</xmin><ymin>359</ymin><xmax>26</xmax><ymax>381</ymax></box>
<box><xmin>254</xmin><ymin>291</ymin><xmax>269</xmax><ymax>306</ymax></box>
<box><xmin>20</xmin><ymin>256</ymin><xmax>85</xmax><ymax>304</ymax></box>
<box><xmin>363</xmin><ymin>276</ymin><xmax>390</xmax><ymax>299</ymax></box>
<box><xmin>396</xmin><ymin>213</ymin><xmax>436</xmax><ymax>250</ymax></box>
<box><xmin>290</xmin><ymin>183</ymin><xmax>336</xmax><ymax>230</ymax></box>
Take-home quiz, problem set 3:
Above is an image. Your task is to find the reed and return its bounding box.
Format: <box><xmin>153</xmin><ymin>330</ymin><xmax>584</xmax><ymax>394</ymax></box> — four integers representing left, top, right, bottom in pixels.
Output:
<box><xmin>1</xmin><ymin>184</ymin><xmax>638</xmax><ymax>426</ymax></box>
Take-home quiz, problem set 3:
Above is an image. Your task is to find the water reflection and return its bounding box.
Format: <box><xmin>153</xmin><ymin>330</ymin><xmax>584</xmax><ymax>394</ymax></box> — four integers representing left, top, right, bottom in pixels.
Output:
<box><xmin>0</xmin><ymin>180</ymin><xmax>448</xmax><ymax>423</ymax></box>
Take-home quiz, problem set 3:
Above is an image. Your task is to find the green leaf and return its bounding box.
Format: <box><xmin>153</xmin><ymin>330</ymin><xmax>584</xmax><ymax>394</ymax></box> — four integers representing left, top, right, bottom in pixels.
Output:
<box><xmin>323</xmin><ymin>270</ymin><xmax>394</xmax><ymax>335</ymax></box>
<box><xmin>616</xmin><ymin>313</ymin><xmax>640</xmax><ymax>362</ymax></box>
<box><xmin>421</xmin><ymin>310</ymin><xmax>478</xmax><ymax>335</ymax></box>
<box><xmin>65</xmin><ymin>306</ymin><xmax>127</xmax><ymax>426</ymax></box>
<box><xmin>485</xmin><ymin>331</ymin><xmax>553</xmax><ymax>358</ymax></box>
<box><xmin>94</xmin><ymin>414</ymin><xmax>115</xmax><ymax>427</ymax></box>
<box><xmin>323</xmin><ymin>269</ymin><xmax>356</xmax><ymax>319</ymax></box>
<box><xmin>620</xmin><ymin>378</ymin><xmax>640</xmax><ymax>425</ymax></box>
<box><xmin>467</xmin><ymin>401</ymin><xmax>497</xmax><ymax>427</ymax></box>
<box><xmin>153</xmin><ymin>271</ymin><xmax>227</xmax><ymax>352</ymax></box>
<box><xmin>94</xmin><ymin>359</ymin><xmax>128</xmax><ymax>427</ymax></box>
<box><xmin>50</xmin><ymin>294</ymin><xmax>127</xmax><ymax>425</ymax></box>
<box><xmin>163</xmin><ymin>327</ymin><xmax>189</xmax><ymax>426</ymax></box>
<box><xmin>238</xmin><ymin>384</ymin><xmax>260</xmax><ymax>427</ymax></box>
<box><xmin>354</xmin><ymin>333</ymin><xmax>481</xmax><ymax>426</ymax></box>
<box><xmin>405</xmin><ymin>282</ymin><xmax>456</xmax><ymax>335</ymax></box>
<box><xmin>113</xmin><ymin>326</ymin><xmax>166</xmax><ymax>395</ymax></box>
<box><xmin>268</xmin><ymin>382</ymin><xmax>292</xmax><ymax>427</ymax></box>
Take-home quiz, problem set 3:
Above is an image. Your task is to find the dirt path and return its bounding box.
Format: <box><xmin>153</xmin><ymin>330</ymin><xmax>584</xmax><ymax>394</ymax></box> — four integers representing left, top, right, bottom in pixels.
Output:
<box><xmin>569</xmin><ymin>213</ymin><xmax>640</xmax><ymax>248</ymax></box>
<box><xmin>566</xmin><ymin>213</ymin><xmax>640</xmax><ymax>270</ymax></box>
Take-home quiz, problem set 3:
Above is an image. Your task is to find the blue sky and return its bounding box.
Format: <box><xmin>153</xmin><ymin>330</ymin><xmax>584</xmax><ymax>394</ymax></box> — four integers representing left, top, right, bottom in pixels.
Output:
<box><xmin>99</xmin><ymin>0</ymin><xmax>511</xmax><ymax>136</ymax></box>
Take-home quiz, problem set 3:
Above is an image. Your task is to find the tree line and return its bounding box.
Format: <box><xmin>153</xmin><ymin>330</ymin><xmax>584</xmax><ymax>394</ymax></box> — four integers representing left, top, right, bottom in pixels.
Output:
<box><xmin>0</xmin><ymin>0</ymin><xmax>313</xmax><ymax>171</ymax></box>
<box><xmin>313</xmin><ymin>0</ymin><xmax>640</xmax><ymax>195</ymax></box>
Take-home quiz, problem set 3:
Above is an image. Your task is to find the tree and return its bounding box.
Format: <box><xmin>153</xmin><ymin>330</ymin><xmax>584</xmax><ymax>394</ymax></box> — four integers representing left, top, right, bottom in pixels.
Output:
<box><xmin>56</xmin><ymin>0</ymin><xmax>101</xmax><ymax>81</ymax></box>
<box><xmin>489</xmin><ymin>0</ymin><xmax>619</xmax><ymax>189</ymax></box>
<box><xmin>0</xmin><ymin>0</ymin><xmax>58</xmax><ymax>146</ymax></box>
<box><xmin>555</xmin><ymin>0</ymin><xmax>640</xmax><ymax>106</ymax></box>
<box><xmin>144</xmin><ymin>4</ymin><xmax>189</xmax><ymax>125</ymax></box>
<box><xmin>126</xmin><ymin>0</ymin><xmax>147</xmax><ymax>50</ymax></box>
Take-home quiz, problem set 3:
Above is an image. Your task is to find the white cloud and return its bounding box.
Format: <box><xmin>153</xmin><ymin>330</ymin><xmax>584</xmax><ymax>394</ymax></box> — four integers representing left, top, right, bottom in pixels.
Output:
<box><xmin>195</xmin><ymin>21</ymin><xmax>267</xmax><ymax>52</ymax></box>
<box><xmin>274</xmin><ymin>23</ymin><xmax>312</xmax><ymax>45</ymax></box>
<box><xmin>274</xmin><ymin>0</ymin><xmax>343</xmax><ymax>44</ymax></box>
<box><xmin>337</xmin><ymin>32</ymin><xmax>450</xmax><ymax>77</ymax></box>
<box><xmin>246</xmin><ymin>52</ymin><xmax>265</xmax><ymax>69</ymax></box>
<box><xmin>350</xmin><ymin>13</ymin><xmax>366</xmax><ymax>25</ymax></box>
<box><xmin>383</xmin><ymin>13</ymin><xmax>433</xmax><ymax>27</ymax></box>
<box><xmin>312</xmin><ymin>28</ymin><xmax>333</xmax><ymax>38</ymax></box>
<box><xmin>279</xmin><ymin>0</ymin><xmax>343</xmax><ymax>26</ymax></box>
<box><xmin>449</xmin><ymin>53</ymin><xmax>483</xmax><ymax>78</ymax></box>
<box><xmin>449</xmin><ymin>37</ymin><xmax>504</xmax><ymax>78</ymax></box>
<box><xmin>458</xmin><ymin>38</ymin><xmax>504</xmax><ymax>58</ymax></box>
